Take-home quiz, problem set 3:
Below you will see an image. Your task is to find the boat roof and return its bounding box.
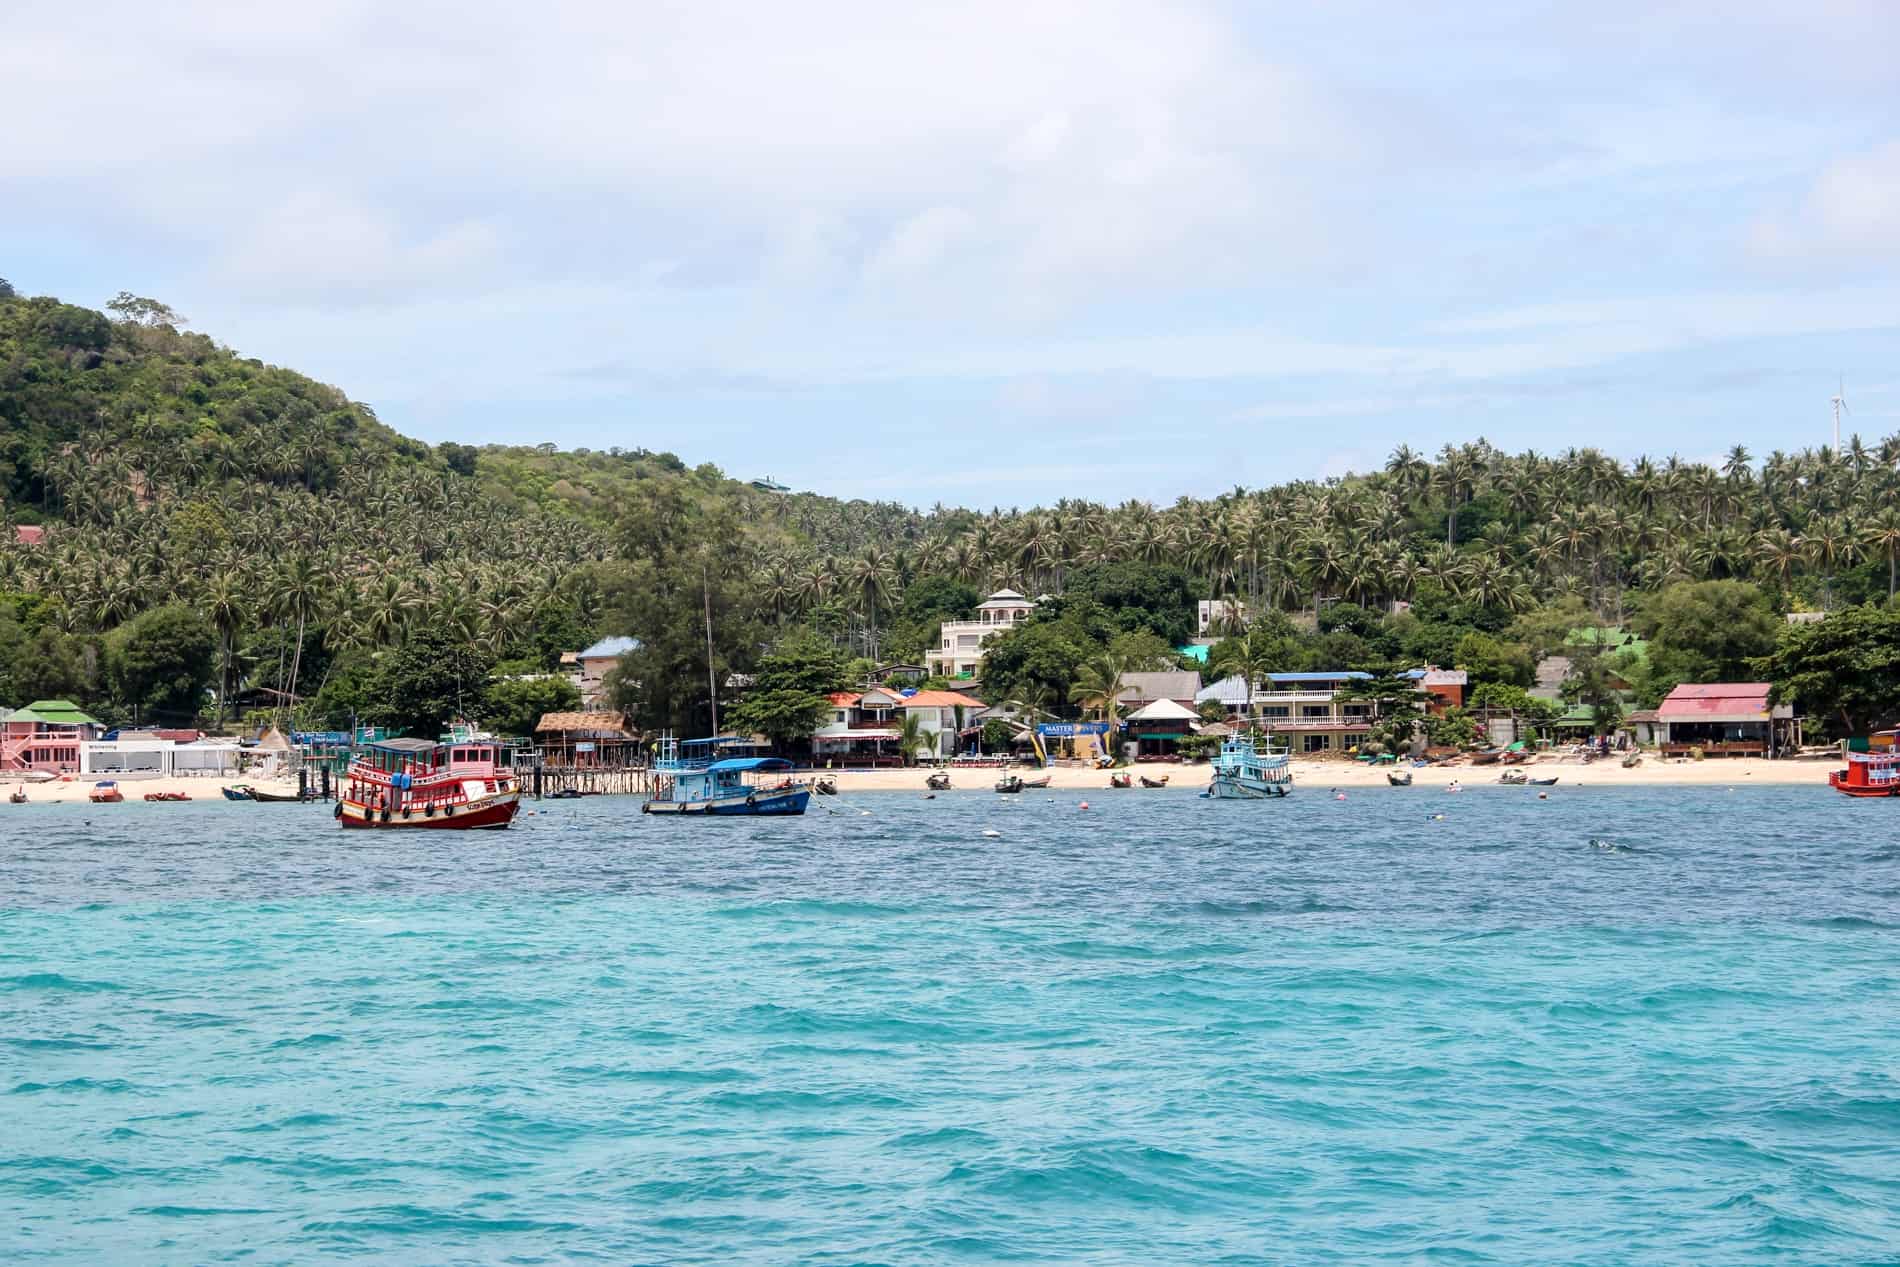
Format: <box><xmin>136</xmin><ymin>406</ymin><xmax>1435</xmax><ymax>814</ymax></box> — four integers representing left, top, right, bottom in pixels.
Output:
<box><xmin>367</xmin><ymin>737</ymin><xmax>440</xmax><ymax>753</ymax></box>
<box><xmin>705</xmin><ymin>757</ymin><xmax>793</xmax><ymax>773</ymax></box>
<box><xmin>679</xmin><ymin>735</ymin><xmax>752</xmax><ymax>748</ymax></box>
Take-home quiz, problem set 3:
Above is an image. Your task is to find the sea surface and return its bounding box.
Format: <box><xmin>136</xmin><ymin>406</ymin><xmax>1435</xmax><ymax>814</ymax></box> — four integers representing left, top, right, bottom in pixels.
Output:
<box><xmin>3</xmin><ymin>783</ymin><xmax>1898</xmax><ymax>1264</ymax></box>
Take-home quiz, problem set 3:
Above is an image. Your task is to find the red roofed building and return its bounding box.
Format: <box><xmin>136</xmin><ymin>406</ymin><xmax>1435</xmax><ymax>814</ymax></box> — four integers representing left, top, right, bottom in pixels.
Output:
<box><xmin>1655</xmin><ymin>683</ymin><xmax>1800</xmax><ymax>757</ymax></box>
<box><xmin>812</xmin><ymin>687</ymin><xmax>988</xmax><ymax>763</ymax></box>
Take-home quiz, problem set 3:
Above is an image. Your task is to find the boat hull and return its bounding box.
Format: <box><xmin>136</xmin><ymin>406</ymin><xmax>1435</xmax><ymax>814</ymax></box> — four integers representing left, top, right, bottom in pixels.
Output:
<box><xmin>1208</xmin><ymin>776</ymin><xmax>1291</xmax><ymax>799</ymax></box>
<box><xmin>643</xmin><ymin>787</ymin><xmax>811</xmax><ymax>816</ymax></box>
<box><xmin>1830</xmin><ymin>770</ymin><xmax>1900</xmax><ymax>797</ymax></box>
<box><xmin>337</xmin><ymin>792</ymin><xmax>521</xmax><ymax>829</ymax></box>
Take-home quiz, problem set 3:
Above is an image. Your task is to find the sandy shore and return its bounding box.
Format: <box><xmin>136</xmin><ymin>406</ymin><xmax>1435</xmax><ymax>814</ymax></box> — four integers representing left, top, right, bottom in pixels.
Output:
<box><xmin>2</xmin><ymin>756</ymin><xmax>1838</xmax><ymax>806</ymax></box>
<box><xmin>0</xmin><ymin>774</ymin><xmax>300</xmax><ymax>804</ymax></box>
<box><xmin>817</xmin><ymin>756</ymin><xmax>1836</xmax><ymax>792</ymax></box>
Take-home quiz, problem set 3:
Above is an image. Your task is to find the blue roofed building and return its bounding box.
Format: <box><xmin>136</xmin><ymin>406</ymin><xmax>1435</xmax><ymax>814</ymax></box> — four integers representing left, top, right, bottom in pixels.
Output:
<box><xmin>1194</xmin><ymin>668</ymin><xmax>1464</xmax><ymax>754</ymax></box>
<box><xmin>573</xmin><ymin>636</ymin><xmax>640</xmax><ymax>708</ymax></box>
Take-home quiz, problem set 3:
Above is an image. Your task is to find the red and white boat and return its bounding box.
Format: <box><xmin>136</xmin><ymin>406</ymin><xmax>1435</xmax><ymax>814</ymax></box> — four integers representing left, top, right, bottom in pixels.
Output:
<box><xmin>337</xmin><ymin>737</ymin><xmax>521</xmax><ymax>829</ymax></box>
<box><xmin>1829</xmin><ymin>749</ymin><xmax>1900</xmax><ymax>797</ymax></box>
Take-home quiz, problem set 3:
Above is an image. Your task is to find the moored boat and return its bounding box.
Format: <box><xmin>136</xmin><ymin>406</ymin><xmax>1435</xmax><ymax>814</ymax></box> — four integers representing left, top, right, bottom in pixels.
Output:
<box><xmin>221</xmin><ymin>784</ymin><xmax>255</xmax><ymax>801</ymax></box>
<box><xmin>925</xmin><ymin>771</ymin><xmax>951</xmax><ymax>791</ymax></box>
<box><xmin>8</xmin><ymin>787</ymin><xmax>27</xmax><ymax>804</ymax></box>
<box><xmin>1108</xmin><ymin>771</ymin><xmax>1132</xmax><ymax>788</ymax></box>
<box><xmin>88</xmin><ymin>781</ymin><xmax>124</xmax><ymax>803</ymax></box>
<box><xmin>1498</xmin><ymin>769</ymin><xmax>1528</xmax><ymax>785</ymax></box>
<box><xmin>995</xmin><ymin>774</ymin><xmax>1024</xmax><ymax>794</ymax></box>
<box><xmin>249</xmin><ymin>786</ymin><xmax>313</xmax><ymax>803</ymax></box>
<box><xmin>1830</xmin><ymin>750</ymin><xmax>1900</xmax><ymax>797</ymax></box>
<box><xmin>643</xmin><ymin>737</ymin><xmax>810</xmax><ymax>816</ymax></box>
<box><xmin>143</xmin><ymin>791</ymin><xmax>190</xmax><ymax>802</ymax></box>
<box><xmin>1208</xmin><ymin>734</ymin><xmax>1292</xmax><ymax>799</ymax></box>
<box><xmin>1139</xmin><ymin>774</ymin><xmax>1170</xmax><ymax>788</ymax></box>
<box><xmin>1387</xmin><ymin>769</ymin><xmax>1413</xmax><ymax>786</ymax></box>
<box><xmin>338</xmin><ymin>737</ymin><xmax>522</xmax><ymax>828</ymax></box>
<box><xmin>1018</xmin><ymin>773</ymin><xmax>1052</xmax><ymax>790</ymax></box>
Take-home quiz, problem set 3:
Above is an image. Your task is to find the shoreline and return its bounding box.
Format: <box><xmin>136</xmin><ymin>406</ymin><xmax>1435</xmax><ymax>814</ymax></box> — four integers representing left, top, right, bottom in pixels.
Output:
<box><xmin>1</xmin><ymin>756</ymin><xmax>1839</xmax><ymax>806</ymax></box>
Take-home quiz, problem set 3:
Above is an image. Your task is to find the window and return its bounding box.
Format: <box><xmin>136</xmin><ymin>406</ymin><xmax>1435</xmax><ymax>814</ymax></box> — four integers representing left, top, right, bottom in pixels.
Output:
<box><xmin>1303</xmin><ymin>734</ymin><xmax>1331</xmax><ymax>752</ymax></box>
<box><xmin>1260</xmin><ymin>706</ymin><xmax>1291</xmax><ymax>719</ymax></box>
<box><xmin>1301</xmin><ymin>705</ymin><xmax>1330</xmax><ymax>719</ymax></box>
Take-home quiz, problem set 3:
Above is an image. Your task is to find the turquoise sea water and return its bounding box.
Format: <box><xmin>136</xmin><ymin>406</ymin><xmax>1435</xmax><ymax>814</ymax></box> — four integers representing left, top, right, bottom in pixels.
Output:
<box><xmin>3</xmin><ymin>785</ymin><xmax>1899</xmax><ymax>1263</ymax></box>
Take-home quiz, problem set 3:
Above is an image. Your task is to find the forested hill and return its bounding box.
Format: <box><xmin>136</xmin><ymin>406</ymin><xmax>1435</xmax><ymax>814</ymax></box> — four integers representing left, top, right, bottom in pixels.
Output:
<box><xmin>7</xmin><ymin>278</ymin><xmax>1900</xmax><ymax>743</ymax></box>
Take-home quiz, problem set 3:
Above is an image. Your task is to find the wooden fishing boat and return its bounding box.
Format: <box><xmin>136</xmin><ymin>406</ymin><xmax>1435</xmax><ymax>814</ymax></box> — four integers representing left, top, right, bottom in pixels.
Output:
<box><xmin>815</xmin><ymin>776</ymin><xmax>839</xmax><ymax>796</ymax></box>
<box><xmin>88</xmin><ymin>781</ymin><xmax>123</xmax><ymax>803</ymax></box>
<box><xmin>995</xmin><ymin>774</ymin><xmax>1024</xmax><ymax>794</ymax></box>
<box><xmin>337</xmin><ymin>737</ymin><xmax>522</xmax><ymax>829</ymax></box>
<box><xmin>1018</xmin><ymin>774</ymin><xmax>1052</xmax><ymax>790</ymax></box>
<box><xmin>1830</xmin><ymin>749</ymin><xmax>1900</xmax><ymax>797</ymax></box>
<box><xmin>1138</xmin><ymin>773</ymin><xmax>1170</xmax><ymax>788</ymax></box>
<box><xmin>1528</xmin><ymin>776</ymin><xmax>1559</xmax><ymax>786</ymax></box>
<box><xmin>642</xmin><ymin>738</ymin><xmax>810</xmax><ymax>816</ymax></box>
<box><xmin>1498</xmin><ymin>769</ymin><xmax>1528</xmax><ymax>785</ymax></box>
<box><xmin>925</xmin><ymin>771</ymin><xmax>951</xmax><ymax>791</ymax></box>
<box><xmin>1469</xmin><ymin>748</ymin><xmax>1505</xmax><ymax>766</ymax></box>
<box><xmin>8</xmin><ymin>787</ymin><xmax>27</xmax><ymax>804</ymax></box>
<box><xmin>221</xmin><ymin>785</ymin><xmax>255</xmax><ymax>801</ymax></box>
<box><xmin>1387</xmin><ymin>769</ymin><xmax>1413</xmax><ymax>786</ymax></box>
<box><xmin>249</xmin><ymin>786</ymin><xmax>312</xmax><ymax>803</ymax></box>
<box><xmin>1108</xmin><ymin>771</ymin><xmax>1132</xmax><ymax>788</ymax></box>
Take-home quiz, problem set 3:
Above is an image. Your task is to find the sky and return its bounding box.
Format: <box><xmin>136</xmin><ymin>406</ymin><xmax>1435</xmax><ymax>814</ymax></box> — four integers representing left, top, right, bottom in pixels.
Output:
<box><xmin>5</xmin><ymin>0</ymin><xmax>1899</xmax><ymax>507</ymax></box>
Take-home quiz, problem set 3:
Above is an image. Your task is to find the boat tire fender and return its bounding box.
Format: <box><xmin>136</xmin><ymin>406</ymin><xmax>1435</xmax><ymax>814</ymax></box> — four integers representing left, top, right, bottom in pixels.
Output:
<box><xmin>380</xmin><ymin>807</ymin><xmax>391</xmax><ymax>823</ymax></box>
<box><xmin>400</xmin><ymin>807</ymin><xmax>411</xmax><ymax>820</ymax></box>
<box><xmin>641</xmin><ymin>802</ymin><xmax>651</xmax><ymax>814</ymax></box>
<box><xmin>333</xmin><ymin>802</ymin><xmax>343</xmax><ymax>820</ymax></box>
<box><xmin>424</xmin><ymin>803</ymin><xmax>436</xmax><ymax>818</ymax></box>
<box><xmin>443</xmin><ymin>804</ymin><xmax>454</xmax><ymax>818</ymax></box>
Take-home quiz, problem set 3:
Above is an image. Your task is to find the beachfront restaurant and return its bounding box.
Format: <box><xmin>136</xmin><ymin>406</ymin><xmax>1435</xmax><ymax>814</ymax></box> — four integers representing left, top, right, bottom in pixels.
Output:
<box><xmin>1654</xmin><ymin>683</ymin><xmax>1798</xmax><ymax>757</ymax></box>
<box><xmin>1123</xmin><ymin>698</ymin><xmax>1199</xmax><ymax>759</ymax></box>
<box><xmin>80</xmin><ymin>736</ymin><xmax>176</xmax><ymax>777</ymax></box>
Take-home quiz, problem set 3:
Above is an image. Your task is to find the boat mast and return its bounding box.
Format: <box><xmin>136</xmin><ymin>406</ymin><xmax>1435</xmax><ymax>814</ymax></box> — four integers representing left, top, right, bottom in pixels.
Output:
<box><xmin>703</xmin><ymin>564</ymin><xmax>719</xmax><ymax>736</ymax></box>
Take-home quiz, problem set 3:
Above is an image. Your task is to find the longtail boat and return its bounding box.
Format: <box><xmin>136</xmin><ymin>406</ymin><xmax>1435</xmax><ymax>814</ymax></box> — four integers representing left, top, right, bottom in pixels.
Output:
<box><xmin>338</xmin><ymin>737</ymin><xmax>521</xmax><ymax>828</ymax></box>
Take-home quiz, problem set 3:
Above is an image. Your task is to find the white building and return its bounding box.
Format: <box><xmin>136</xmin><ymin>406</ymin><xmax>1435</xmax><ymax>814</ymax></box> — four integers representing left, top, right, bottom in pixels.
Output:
<box><xmin>81</xmin><ymin>737</ymin><xmax>176</xmax><ymax>777</ymax></box>
<box><xmin>925</xmin><ymin>590</ymin><xmax>1036</xmax><ymax>680</ymax></box>
<box><xmin>1197</xmin><ymin>599</ymin><xmax>1248</xmax><ymax>637</ymax></box>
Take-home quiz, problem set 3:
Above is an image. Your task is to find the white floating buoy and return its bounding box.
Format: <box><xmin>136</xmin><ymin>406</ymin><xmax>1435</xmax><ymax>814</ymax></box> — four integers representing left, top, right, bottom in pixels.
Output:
<box><xmin>981</xmin><ymin>828</ymin><xmax>1003</xmax><ymax>838</ymax></box>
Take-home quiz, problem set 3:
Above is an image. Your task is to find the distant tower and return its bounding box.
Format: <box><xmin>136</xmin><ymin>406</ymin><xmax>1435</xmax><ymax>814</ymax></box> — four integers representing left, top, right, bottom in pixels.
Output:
<box><xmin>1831</xmin><ymin>376</ymin><xmax>1850</xmax><ymax>451</ymax></box>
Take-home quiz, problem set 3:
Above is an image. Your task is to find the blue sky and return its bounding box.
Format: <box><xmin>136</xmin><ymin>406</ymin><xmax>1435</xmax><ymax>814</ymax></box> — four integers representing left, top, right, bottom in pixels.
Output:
<box><xmin>6</xmin><ymin>1</ymin><xmax>1899</xmax><ymax>506</ymax></box>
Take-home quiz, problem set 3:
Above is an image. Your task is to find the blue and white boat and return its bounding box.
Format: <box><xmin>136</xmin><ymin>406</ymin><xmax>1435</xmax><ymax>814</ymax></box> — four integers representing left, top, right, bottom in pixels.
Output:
<box><xmin>1207</xmin><ymin>733</ymin><xmax>1293</xmax><ymax>799</ymax></box>
<box><xmin>642</xmin><ymin>737</ymin><xmax>813</xmax><ymax>817</ymax></box>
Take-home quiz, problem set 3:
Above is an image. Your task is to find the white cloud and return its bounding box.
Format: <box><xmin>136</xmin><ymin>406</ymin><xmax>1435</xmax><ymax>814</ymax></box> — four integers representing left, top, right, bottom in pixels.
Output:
<box><xmin>1749</xmin><ymin>140</ymin><xmax>1900</xmax><ymax>264</ymax></box>
<box><xmin>214</xmin><ymin>192</ymin><xmax>501</xmax><ymax>305</ymax></box>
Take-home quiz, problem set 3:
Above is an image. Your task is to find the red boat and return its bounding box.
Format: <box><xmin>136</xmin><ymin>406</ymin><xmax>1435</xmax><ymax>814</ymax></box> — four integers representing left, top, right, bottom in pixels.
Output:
<box><xmin>143</xmin><ymin>791</ymin><xmax>191</xmax><ymax>802</ymax></box>
<box><xmin>1829</xmin><ymin>750</ymin><xmax>1900</xmax><ymax>797</ymax></box>
<box><xmin>337</xmin><ymin>737</ymin><xmax>522</xmax><ymax>829</ymax></box>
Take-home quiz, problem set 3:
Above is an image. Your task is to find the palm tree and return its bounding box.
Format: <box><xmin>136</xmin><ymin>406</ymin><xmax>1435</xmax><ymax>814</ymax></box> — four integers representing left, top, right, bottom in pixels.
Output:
<box><xmin>1864</xmin><ymin>508</ymin><xmax>1900</xmax><ymax>598</ymax></box>
<box><xmin>203</xmin><ymin>573</ymin><xmax>247</xmax><ymax>729</ymax></box>
<box><xmin>1067</xmin><ymin>652</ymin><xmax>1130</xmax><ymax>730</ymax></box>
<box><xmin>895</xmin><ymin>710</ymin><xmax>930</xmax><ymax>767</ymax></box>
<box><xmin>1208</xmin><ymin>627</ymin><xmax>1282</xmax><ymax>733</ymax></box>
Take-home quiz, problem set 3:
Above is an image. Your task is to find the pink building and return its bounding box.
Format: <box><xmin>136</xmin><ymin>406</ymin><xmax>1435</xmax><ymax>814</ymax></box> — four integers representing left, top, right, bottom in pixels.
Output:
<box><xmin>1</xmin><ymin>700</ymin><xmax>102</xmax><ymax>775</ymax></box>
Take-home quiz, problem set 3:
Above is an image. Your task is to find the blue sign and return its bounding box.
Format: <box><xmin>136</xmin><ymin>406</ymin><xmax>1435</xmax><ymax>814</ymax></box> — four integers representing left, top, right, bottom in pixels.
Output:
<box><xmin>1036</xmin><ymin>722</ymin><xmax>1110</xmax><ymax>738</ymax></box>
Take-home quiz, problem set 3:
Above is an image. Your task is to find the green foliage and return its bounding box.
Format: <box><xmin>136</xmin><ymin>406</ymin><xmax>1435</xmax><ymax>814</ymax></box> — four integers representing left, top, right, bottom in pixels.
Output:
<box><xmin>482</xmin><ymin>673</ymin><xmax>581</xmax><ymax>738</ymax></box>
<box><xmin>726</xmin><ymin>627</ymin><xmax>852</xmax><ymax>750</ymax></box>
<box><xmin>363</xmin><ymin>627</ymin><xmax>496</xmax><ymax>738</ymax></box>
<box><xmin>1757</xmin><ymin>605</ymin><xmax>1900</xmax><ymax>737</ymax></box>
<box><xmin>104</xmin><ymin>603</ymin><xmax>215</xmax><ymax>724</ymax></box>
<box><xmin>1423</xmin><ymin>706</ymin><xmax>1483</xmax><ymax>747</ymax></box>
<box><xmin>1106</xmin><ymin>629</ymin><xmax>1180</xmax><ymax>670</ymax></box>
<box><xmin>1467</xmin><ymin>681</ymin><xmax>1560</xmax><ymax>725</ymax></box>
<box><xmin>1634</xmin><ymin>580</ymin><xmax>1779</xmax><ymax>686</ymax></box>
<box><xmin>980</xmin><ymin>718</ymin><xmax>1015</xmax><ymax>753</ymax></box>
<box><xmin>1454</xmin><ymin>631</ymin><xmax>1534</xmax><ymax>687</ymax></box>
<box><xmin>978</xmin><ymin>618</ymin><xmax>1098</xmax><ymax>706</ymax></box>
<box><xmin>1560</xmin><ymin>644</ymin><xmax>1626</xmax><ymax>736</ymax></box>
<box><xmin>1064</xmin><ymin>562</ymin><xmax>1197</xmax><ymax>645</ymax></box>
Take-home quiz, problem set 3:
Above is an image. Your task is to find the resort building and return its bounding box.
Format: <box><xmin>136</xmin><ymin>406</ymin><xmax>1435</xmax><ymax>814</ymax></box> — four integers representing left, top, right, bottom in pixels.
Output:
<box><xmin>1</xmin><ymin>700</ymin><xmax>102</xmax><ymax>775</ymax></box>
<box><xmin>573</xmin><ymin>636</ymin><xmax>640</xmax><ymax>707</ymax></box>
<box><xmin>1194</xmin><ymin>669</ymin><xmax>1467</xmax><ymax>754</ymax></box>
<box><xmin>1114</xmin><ymin>671</ymin><xmax>1203</xmax><ymax>712</ymax></box>
<box><xmin>1653</xmin><ymin>683</ymin><xmax>1799</xmax><ymax>758</ymax></box>
<box><xmin>1123</xmin><ymin>698</ymin><xmax>1199</xmax><ymax>758</ymax></box>
<box><xmin>925</xmin><ymin>590</ymin><xmax>1037</xmax><ymax>680</ymax></box>
<box><xmin>811</xmin><ymin>687</ymin><xmax>987</xmax><ymax>764</ymax></box>
<box><xmin>80</xmin><ymin>736</ymin><xmax>177</xmax><ymax>777</ymax></box>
